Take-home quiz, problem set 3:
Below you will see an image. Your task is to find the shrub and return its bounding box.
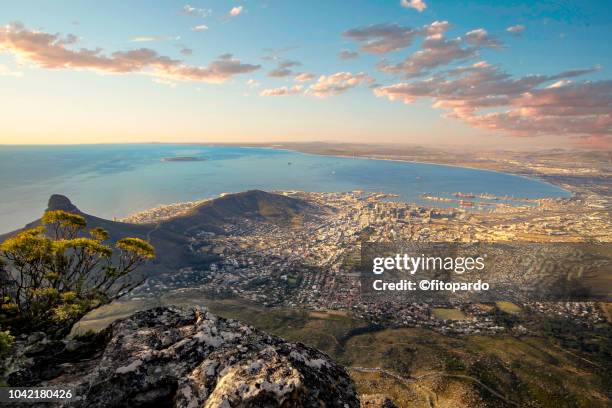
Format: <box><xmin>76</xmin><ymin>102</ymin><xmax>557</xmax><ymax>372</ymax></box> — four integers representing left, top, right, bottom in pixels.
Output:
<box><xmin>0</xmin><ymin>210</ymin><xmax>155</xmax><ymax>338</ymax></box>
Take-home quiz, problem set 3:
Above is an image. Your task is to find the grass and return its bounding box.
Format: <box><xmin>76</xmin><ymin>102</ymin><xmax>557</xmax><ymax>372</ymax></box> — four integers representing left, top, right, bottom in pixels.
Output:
<box><xmin>432</xmin><ymin>308</ymin><xmax>468</xmax><ymax>320</ymax></box>
<box><xmin>71</xmin><ymin>293</ymin><xmax>611</xmax><ymax>407</ymax></box>
<box><xmin>495</xmin><ymin>301</ymin><xmax>522</xmax><ymax>314</ymax></box>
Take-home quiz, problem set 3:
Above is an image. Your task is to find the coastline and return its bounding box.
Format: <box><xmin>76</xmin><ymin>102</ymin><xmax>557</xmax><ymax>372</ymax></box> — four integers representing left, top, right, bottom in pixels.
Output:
<box><xmin>92</xmin><ymin>145</ymin><xmax>587</xmax><ymax>224</ymax></box>
<box><xmin>269</xmin><ymin>147</ymin><xmax>575</xmax><ymax>197</ymax></box>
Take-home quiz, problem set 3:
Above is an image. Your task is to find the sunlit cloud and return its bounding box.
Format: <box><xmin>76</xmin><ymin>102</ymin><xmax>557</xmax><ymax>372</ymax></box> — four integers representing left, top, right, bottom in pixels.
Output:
<box><xmin>374</xmin><ymin>61</ymin><xmax>609</xmax><ymax>141</ymax></box>
<box><xmin>400</xmin><ymin>0</ymin><xmax>427</xmax><ymax>12</ymax></box>
<box><xmin>506</xmin><ymin>24</ymin><xmax>525</xmax><ymax>36</ymax></box>
<box><xmin>464</xmin><ymin>29</ymin><xmax>502</xmax><ymax>48</ymax></box>
<box><xmin>191</xmin><ymin>24</ymin><xmax>209</xmax><ymax>32</ymax></box>
<box><xmin>0</xmin><ymin>22</ymin><xmax>260</xmax><ymax>83</ymax></box>
<box><xmin>343</xmin><ymin>21</ymin><xmax>449</xmax><ymax>55</ymax></box>
<box><xmin>130</xmin><ymin>35</ymin><xmax>179</xmax><ymax>43</ymax></box>
<box><xmin>306</xmin><ymin>72</ymin><xmax>372</xmax><ymax>97</ymax></box>
<box><xmin>378</xmin><ymin>34</ymin><xmax>475</xmax><ymax>77</ymax></box>
<box><xmin>260</xmin><ymin>85</ymin><xmax>302</xmax><ymax>96</ymax></box>
<box><xmin>377</xmin><ymin>25</ymin><xmax>503</xmax><ymax>77</ymax></box>
<box><xmin>229</xmin><ymin>6</ymin><xmax>243</xmax><ymax>17</ymax></box>
<box><xmin>294</xmin><ymin>72</ymin><xmax>315</xmax><ymax>82</ymax></box>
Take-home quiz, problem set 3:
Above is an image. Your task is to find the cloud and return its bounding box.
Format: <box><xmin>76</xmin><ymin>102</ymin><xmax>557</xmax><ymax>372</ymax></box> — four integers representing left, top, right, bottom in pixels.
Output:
<box><xmin>374</xmin><ymin>61</ymin><xmax>609</xmax><ymax>140</ymax></box>
<box><xmin>267</xmin><ymin>59</ymin><xmax>301</xmax><ymax>77</ymax></box>
<box><xmin>192</xmin><ymin>24</ymin><xmax>209</xmax><ymax>32</ymax></box>
<box><xmin>158</xmin><ymin>53</ymin><xmax>260</xmax><ymax>82</ymax></box>
<box><xmin>229</xmin><ymin>6</ymin><xmax>243</xmax><ymax>17</ymax></box>
<box><xmin>506</xmin><ymin>25</ymin><xmax>525</xmax><ymax>36</ymax></box>
<box><xmin>342</xmin><ymin>21</ymin><xmax>449</xmax><ymax>54</ymax></box>
<box><xmin>464</xmin><ymin>29</ymin><xmax>502</xmax><ymax>48</ymax></box>
<box><xmin>261</xmin><ymin>46</ymin><xmax>298</xmax><ymax>61</ymax></box>
<box><xmin>183</xmin><ymin>5</ymin><xmax>212</xmax><ymax>17</ymax></box>
<box><xmin>343</xmin><ymin>23</ymin><xmax>421</xmax><ymax>54</ymax></box>
<box><xmin>180</xmin><ymin>47</ymin><xmax>193</xmax><ymax>56</ymax></box>
<box><xmin>400</xmin><ymin>0</ymin><xmax>427</xmax><ymax>12</ymax></box>
<box><xmin>377</xmin><ymin>25</ymin><xmax>503</xmax><ymax>77</ymax></box>
<box><xmin>246</xmin><ymin>78</ymin><xmax>260</xmax><ymax>88</ymax></box>
<box><xmin>295</xmin><ymin>72</ymin><xmax>315</xmax><ymax>82</ymax></box>
<box><xmin>0</xmin><ymin>22</ymin><xmax>260</xmax><ymax>83</ymax></box>
<box><xmin>260</xmin><ymin>85</ymin><xmax>302</xmax><ymax>96</ymax></box>
<box><xmin>338</xmin><ymin>49</ymin><xmax>359</xmax><ymax>60</ymax></box>
<box><xmin>306</xmin><ymin>72</ymin><xmax>372</xmax><ymax>97</ymax></box>
<box><xmin>378</xmin><ymin>33</ymin><xmax>476</xmax><ymax>77</ymax></box>
<box><xmin>130</xmin><ymin>35</ymin><xmax>179</xmax><ymax>43</ymax></box>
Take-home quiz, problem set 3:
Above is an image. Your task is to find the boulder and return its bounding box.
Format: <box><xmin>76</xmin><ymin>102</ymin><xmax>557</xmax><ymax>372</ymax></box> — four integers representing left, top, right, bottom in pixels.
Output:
<box><xmin>7</xmin><ymin>307</ymin><xmax>358</xmax><ymax>407</ymax></box>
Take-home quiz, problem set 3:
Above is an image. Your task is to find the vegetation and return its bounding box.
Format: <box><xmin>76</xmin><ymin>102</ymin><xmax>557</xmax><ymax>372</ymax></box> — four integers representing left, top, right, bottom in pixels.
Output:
<box><xmin>0</xmin><ymin>210</ymin><xmax>155</xmax><ymax>339</ymax></box>
<box><xmin>71</xmin><ymin>291</ymin><xmax>612</xmax><ymax>407</ymax></box>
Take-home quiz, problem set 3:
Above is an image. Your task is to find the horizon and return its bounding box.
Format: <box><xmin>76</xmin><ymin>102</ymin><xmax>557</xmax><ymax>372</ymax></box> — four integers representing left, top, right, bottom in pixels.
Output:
<box><xmin>0</xmin><ymin>140</ymin><xmax>605</xmax><ymax>153</ymax></box>
<box><xmin>0</xmin><ymin>1</ymin><xmax>611</xmax><ymax>149</ymax></box>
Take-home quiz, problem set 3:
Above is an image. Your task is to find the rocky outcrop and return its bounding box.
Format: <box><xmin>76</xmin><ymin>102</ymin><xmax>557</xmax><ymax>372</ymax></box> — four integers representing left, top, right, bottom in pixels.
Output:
<box><xmin>359</xmin><ymin>395</ymin><xmax>397</xmax><ymax>408</ymax></box>
<box><xmin>7</xmin><ymin>307</ymin><xmax>359</xmax><ymax>407</ymax></box>
<box><xmin>47</xmin><ymin>194</ymin><xmax>81</xmax><ymax>213</ymax></box>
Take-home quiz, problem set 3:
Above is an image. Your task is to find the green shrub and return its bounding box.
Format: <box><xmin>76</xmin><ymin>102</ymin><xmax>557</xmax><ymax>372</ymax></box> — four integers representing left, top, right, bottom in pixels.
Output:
<box><xmin>0</xmin><ymin>210</ymin><xmax>155</xmax><ymax>338</ymax></box>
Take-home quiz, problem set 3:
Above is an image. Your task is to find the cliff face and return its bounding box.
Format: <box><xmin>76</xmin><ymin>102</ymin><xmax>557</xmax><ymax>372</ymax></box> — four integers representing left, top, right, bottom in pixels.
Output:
<box><xmin>8</xmin><ymin>307</ymin><xmax>359</xmax><ymax>408</ymax></box>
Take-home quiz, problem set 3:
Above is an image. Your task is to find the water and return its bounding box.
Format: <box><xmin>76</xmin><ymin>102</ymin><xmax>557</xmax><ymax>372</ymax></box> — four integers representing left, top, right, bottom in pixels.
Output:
<box><xmin>0</xmin><ymin>144</ymin><xmax>569</xmax><ymax>233</ymax></box>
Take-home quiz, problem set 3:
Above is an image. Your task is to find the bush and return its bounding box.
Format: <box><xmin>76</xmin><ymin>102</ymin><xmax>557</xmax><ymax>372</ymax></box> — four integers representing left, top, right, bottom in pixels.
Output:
<box><xmin>0</xmin><ymin>210</ymin><xmax>155</xmax><ymax>338</ymax></box>
<box><xmin>0</xmin><ymin>330</ymin><xmax>14</xmax><ymax>358</ymax></box>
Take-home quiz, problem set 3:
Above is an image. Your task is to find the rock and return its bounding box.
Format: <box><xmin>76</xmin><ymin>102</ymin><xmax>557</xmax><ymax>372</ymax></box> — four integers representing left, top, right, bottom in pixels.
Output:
<box><xmin>9</xmin><ymin>307</ymin><xmax>359</xmax><ymax>407</ymax></box>
<box><xmin>47</xmin><ymin>195</ymin><xmax>81</xmax><ymax>213</ymax></box>
<box><xmin>359</xmin><ymin>394</ymin><xmax>397</xmax><ymax>408</ymax></box>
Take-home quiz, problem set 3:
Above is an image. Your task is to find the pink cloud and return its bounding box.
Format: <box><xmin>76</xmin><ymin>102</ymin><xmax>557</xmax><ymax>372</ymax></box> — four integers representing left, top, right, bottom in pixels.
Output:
<box><xmin>306</xmin><ymin>72</ymin><xmax>372</xmax><ymax>97</ymax></box>
<box><xmin>400</xmin><ymin>0</ymin><xmax>427</xmax><ymax>12</ymax></box>
<box><xmin>376</xmin><ymin>26</ymin><xmax>502</xmax><ymax>78</ymax></box>
<box><xmin>0</xmin><ymin>22</ymin><xmax>259</xmax><ymax>83</ymax></box>
<box><xmin>343</xmin><ymin>21</ymin><xmax>452</xmax><ymax>55</ymax></box>
<box><xmin>464</xmin><ymin>29</ymin><xmax>502</xmax><ymax>48</ymax></box>
<box><xmin>374</xmin><ymin>62</ymin><xmax>609</xmax><ymax>141</ymax></box>
<box><xmin>379</xmin><ymin>33</ymin><xmax>476</xmax><ymax>77</ymax></box>
<box><xmin>295</xmin><ymin>72</ymin><xmax>315</xmax><ymax>82</ymax></box>
<box><xmin>229</xmin><ymin>6</ymin><xmax>243</xmax><ymax>17</ymax></box>
<box><xmin>260</xmin><ymin>85</ymin><xmax>302</xmax><ymax>96</ymax></box>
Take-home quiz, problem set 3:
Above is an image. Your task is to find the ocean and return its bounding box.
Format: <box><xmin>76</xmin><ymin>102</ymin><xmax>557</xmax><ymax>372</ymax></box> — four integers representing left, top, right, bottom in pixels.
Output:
<box><xmin>0</xmin><ymin>144</ymin><xmax>569</xmax><ymax>233</ymax></box>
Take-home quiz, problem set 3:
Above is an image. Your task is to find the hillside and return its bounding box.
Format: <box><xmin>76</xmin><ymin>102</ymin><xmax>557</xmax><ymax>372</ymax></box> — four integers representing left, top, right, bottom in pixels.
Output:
<box><xmin>0</xmin><ymin>190</ymin><xmax>316</xmax><ymax>276</ymax></box>
<box><xmin>161</xmin><ymin>189</ymin><xmax>315</xmax><ymax>233</ymax></box>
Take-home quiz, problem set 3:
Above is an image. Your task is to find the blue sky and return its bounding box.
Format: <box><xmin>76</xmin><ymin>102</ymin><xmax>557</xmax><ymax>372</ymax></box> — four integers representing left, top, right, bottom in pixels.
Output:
<box><xmin>0</xmin><ymin>0</ymin><xmax>610</xmax><ymax>148</ymax></box>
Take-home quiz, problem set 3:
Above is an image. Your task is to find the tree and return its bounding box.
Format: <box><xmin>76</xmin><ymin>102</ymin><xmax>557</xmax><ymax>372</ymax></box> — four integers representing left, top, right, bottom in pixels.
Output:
<box><xmin>0</xmin><ymin>210</ymin><xmax>155</xmax><ymax>338</ymax></box>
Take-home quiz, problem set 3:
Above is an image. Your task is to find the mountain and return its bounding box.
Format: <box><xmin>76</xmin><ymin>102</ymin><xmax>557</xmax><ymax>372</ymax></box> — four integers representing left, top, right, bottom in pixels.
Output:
<box><xmin>161</xmin><ymin>189</ymin><xmax>315</xmax><ymax>234</ymax></box>
<box><xmin>5</xmin><ymin>306</ymin><xmax>359</xmax><ymax>407</ymax></box>
<box><xmin>0</xmin><ymin>190</ymin><xmax>315</xmax><ymax>276</ymax></box>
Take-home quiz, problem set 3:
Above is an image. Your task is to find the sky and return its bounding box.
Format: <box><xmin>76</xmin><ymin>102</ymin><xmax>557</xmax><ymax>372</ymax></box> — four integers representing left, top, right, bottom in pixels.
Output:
<box><xmin>0</xmin><ymin>0</ymin><xmax>610</xmax><ymax>149</ymax></box>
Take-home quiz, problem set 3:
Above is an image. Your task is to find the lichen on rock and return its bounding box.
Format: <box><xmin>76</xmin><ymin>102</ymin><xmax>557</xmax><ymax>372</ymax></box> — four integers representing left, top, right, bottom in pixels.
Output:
<box><xmin>6</xmin><ymin>307</ymin><xmax>359</xmax><ymax>407</ymax></box>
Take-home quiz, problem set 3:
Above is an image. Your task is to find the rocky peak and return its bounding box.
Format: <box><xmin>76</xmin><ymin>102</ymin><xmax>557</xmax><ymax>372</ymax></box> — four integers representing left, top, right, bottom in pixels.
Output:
<box><xmin>47</xmin><ymin>194</ymin><xmax>81</xmax><ymax>213</ymax></box>
<box><xmin>7</xmin><ymin>307</ymin><xmax>358</xmax><ymax>407</ymax></box>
